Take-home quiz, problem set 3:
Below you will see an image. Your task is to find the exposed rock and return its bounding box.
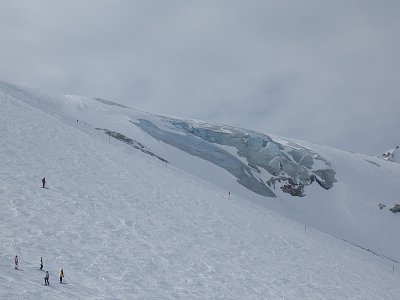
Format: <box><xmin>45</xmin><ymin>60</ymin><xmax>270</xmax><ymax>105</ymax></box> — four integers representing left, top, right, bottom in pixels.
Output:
<box><xmin>389</xmin><ymin>204</ymin><xmax>400</xmax><ymax>213</ymax></box>
<box><xmin>96</xmin><ymin>128</ymin><xmax>168</xmax><ymax>163</ymax></box>
<box><xmin>381</xmin><ymin>146</ymin><xmax>400</xmax><ymax>163</ymax></box>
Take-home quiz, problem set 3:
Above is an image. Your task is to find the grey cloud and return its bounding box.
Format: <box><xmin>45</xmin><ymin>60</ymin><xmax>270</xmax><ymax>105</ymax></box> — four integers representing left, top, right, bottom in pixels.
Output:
<box><xmin>0</xmin><ymin>0</ymin><xmax>399</xmax><ymax>155</ymax></box>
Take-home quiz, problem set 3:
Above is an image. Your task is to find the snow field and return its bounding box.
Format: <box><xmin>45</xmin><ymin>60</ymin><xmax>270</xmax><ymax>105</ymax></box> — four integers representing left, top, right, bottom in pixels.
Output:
<box><xmin>1</xmin><ymin>87</ymin><xmax>400</xmax><ymax>299</ymax></box>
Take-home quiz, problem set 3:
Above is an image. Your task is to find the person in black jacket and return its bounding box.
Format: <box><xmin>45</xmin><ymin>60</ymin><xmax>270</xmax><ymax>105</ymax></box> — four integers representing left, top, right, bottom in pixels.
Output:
<box><xmin>42</xmin><ymin>177</ymin><xmax>46</xmax><ymax>188</ymax></box>
<box><xmin>14</xmin><ymin>255</ymin><xmax>18</xmax><ymax>269</ymax></box>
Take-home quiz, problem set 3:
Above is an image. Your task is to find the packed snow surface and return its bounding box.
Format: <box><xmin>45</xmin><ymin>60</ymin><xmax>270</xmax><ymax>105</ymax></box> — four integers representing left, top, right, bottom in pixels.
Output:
<box><xmin>1</xmin><ymin>81</ymin><xmax>400</xmax><ymax>299</ymax></box>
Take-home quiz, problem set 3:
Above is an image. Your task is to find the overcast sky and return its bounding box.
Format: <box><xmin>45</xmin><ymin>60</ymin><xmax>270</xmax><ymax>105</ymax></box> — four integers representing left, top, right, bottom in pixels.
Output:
<box><xmin>1</xmin><ymin>1</ymin><xmax>399</xmax><ymax>155</ymax></box>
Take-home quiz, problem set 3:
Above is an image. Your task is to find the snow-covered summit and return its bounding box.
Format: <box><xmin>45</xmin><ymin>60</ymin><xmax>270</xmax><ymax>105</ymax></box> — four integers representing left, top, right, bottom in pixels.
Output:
<box><xmin>0</xmin><ymin>80</ymin><xmax>337</xmax><ymax>200</ymax></box>
<box><xmin>1</xmin><ymin>81</ymin><xmax>400</xmax><ymax>298</ymax></box>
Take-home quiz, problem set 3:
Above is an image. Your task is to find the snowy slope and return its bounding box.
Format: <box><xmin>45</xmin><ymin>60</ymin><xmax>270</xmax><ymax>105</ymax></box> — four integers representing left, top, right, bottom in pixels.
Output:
<box><xmin>1</xmin><ymin>82</ymin><xmax>400</xmax><ymax>299</ymax></box>
<box><xmin>2</xmin><ymin>81</ymin><xmax>399</xmax><ymax>263</ymax></box>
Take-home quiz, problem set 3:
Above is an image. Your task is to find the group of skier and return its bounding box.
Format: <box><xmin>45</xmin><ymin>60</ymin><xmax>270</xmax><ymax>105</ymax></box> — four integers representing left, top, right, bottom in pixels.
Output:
<box><xmin>14</xmin><ymin>255</ymin><xmax>65</xmax><ymax>285</ymax></box>
<box><xmin>12</xmin><ymin>178</ymin><xmax>67</xmax><ymax>286</ymax></box>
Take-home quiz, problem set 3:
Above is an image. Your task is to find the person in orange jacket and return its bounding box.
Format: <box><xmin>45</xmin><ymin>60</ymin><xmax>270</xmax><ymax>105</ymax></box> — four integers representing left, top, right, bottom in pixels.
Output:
<box><xmin>59</xmin><ymin>269</ymin><xmax>64</xmax><ymax>283</ymax></box>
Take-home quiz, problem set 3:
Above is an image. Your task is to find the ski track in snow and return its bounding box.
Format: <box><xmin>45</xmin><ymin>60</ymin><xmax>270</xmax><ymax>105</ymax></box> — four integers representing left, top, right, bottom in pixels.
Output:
<box><xmin>1</xmin><ymin>88</ymin><xmax>400</xmax><ymax>299</ymax></box>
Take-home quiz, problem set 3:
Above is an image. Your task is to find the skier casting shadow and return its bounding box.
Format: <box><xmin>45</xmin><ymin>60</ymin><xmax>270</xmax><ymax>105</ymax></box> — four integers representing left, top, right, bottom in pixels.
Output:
<box><xmin>42</xmin><ymin>177</ymin><xmax>46</xmax><ymax>188</ymax></box>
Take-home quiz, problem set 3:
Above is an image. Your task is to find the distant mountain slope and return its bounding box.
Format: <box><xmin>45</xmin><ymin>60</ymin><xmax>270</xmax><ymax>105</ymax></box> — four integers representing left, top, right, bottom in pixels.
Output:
<box><xmin>1</xmin><ymin>81</ymin><xmax>400</xmax><ymax>300</ymax></box>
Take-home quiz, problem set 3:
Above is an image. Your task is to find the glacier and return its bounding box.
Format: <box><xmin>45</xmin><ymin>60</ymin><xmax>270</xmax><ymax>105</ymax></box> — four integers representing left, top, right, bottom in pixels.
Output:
<box><xmin>133</xmin><ymin>117</ymin><xmax>336</xmax><ymax>197</ymax></box>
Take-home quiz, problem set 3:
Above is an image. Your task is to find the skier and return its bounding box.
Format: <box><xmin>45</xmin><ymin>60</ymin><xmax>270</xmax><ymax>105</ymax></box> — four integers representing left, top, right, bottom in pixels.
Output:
<box><xmin>44</xmin><ymin>271</ymin><xmax>50</xmax><ymax>285</ymax></box>
<box><xmin>42</xmin><ymin>177</ymin><xmax>46</xmax><ymax>188</ymax></box>
<box><xmin>14</xmin><ymin>255</ymin><xmax>18</xmax><ymax>269</ymax></box>
<box><xmin>40</xmin><ymin>257</ymin><xmax>43</xmax><ymax>270</ymax></box>
<box><xmin>59</xmin><ymin>269</ymin><xmax>64</xmax><ymax>283</ymax></box>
